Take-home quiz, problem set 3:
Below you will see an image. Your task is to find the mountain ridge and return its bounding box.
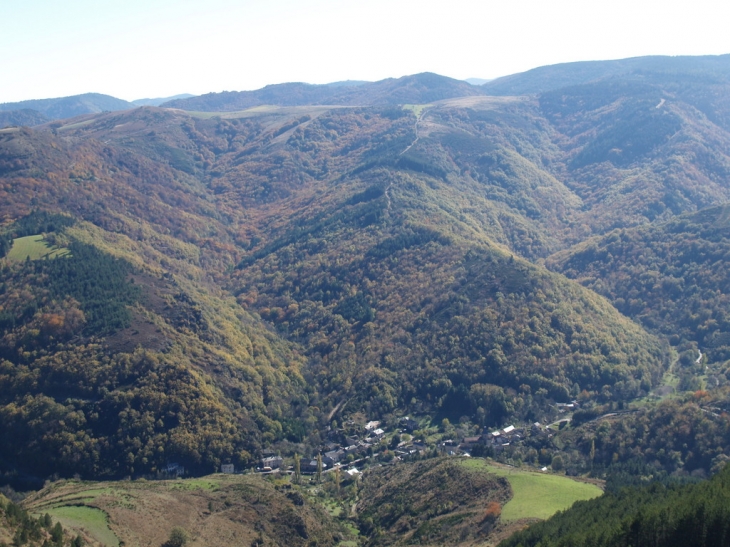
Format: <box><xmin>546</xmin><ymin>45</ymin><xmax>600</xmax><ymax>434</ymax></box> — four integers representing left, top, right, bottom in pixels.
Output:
<box><xmin>481</xmin><ymin>53</ymin><xmax>730</xmax><ymax>95</ymax></box>
<box><xmin>161</xmin><ymin>72</ymin><xmax>485</xmax><ymax>111</ymax></box>
<box><xmin>2</xmin><ymin>54</ymin><xmax>730</xmax><ymax>484</ymax></box>
<box><xmin>0</xmin><ymin>93</ymin><xmax>135</xmax><ymax>120</ymax></box>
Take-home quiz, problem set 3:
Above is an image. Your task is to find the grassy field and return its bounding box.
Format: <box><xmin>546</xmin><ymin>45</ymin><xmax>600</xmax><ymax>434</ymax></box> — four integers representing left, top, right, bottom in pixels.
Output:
<box><xmin>5</xmin><ymin>235</ymin><xmax>70</xmax><ymax>262</ymax></box>
<box><xmin>462</xmin><ymin>459</ymin><xmax>603</xmax><ymax>522</ymax></box>
<box><xmin>45</xmin><ymin>506</ymin><xmax>119</xmax><ymax>547</ymax></box>
<box><xmin>402</xmin><ymin>104</ymin><xmax>430</xmax><ymax>116</ymax></box>
<box><xmin>186</xmin><ymin>105</ymin><xmax>345</xmax><ymax>120</ymax></box>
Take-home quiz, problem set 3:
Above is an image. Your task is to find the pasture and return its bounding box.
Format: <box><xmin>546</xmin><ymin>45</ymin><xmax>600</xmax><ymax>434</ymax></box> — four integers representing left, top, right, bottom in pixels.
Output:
<box><xmin>44</xmin><ymin>506</ymin><xmax>119</xmax><ymax>547</ymax></box>
<box><xmin>462</xmin><ymin>459</ymin><xmax>603</xmax><ymax>521</ymax></box>
<box><xmin>5</xmin><ymin>234</ymin><xmax>70</xmax><ymax>262</ymax></box>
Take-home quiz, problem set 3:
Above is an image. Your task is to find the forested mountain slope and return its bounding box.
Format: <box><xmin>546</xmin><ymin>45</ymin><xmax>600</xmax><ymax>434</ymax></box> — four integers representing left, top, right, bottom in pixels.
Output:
<box><xmin>564</xmin><ymin>388</ymin><xmax>730</xmax><ymax>478</ymax></box>
<box><xmin>0</xmin><ymin>93</ymin><xmax>135</xmax><ymax>120</ymax></box>
<box><xmin>2</xmin><ymin>55</ymin><xmax>730</xmax><ymax>482</ymax></box>
<box><xmin>60</xmin><ymin>103</ymin><xmax>667</xmax><ymax>410</ymax></box>
<box><xmin>548</xmin><ymin>204</ymin><xmax>730</xmax><ymax>365</ymax></box>
<box><xmin>0</xmin><ymin>109</ymin><xmax>50</xmax><ymax>129</ymax></box>
<box><xmin>0</xmin><ymin>128</ymin><xmax>310</xmax><ymax>481</ymax></box>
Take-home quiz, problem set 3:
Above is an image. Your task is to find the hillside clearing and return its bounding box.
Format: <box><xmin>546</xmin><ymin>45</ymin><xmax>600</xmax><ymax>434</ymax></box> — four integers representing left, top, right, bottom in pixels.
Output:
<box><xmin>462</xmin><ymin>459</ymin><xmax>603</xmax><ymax>521</ymax></box>
<box><xmin>44</xmin><ymin>505</ymin><xmax>119</xmax><ymax>547</ymax></box>
<box><xmin>5</xmin><ymin>234</ymin><xmax>70</xmax><ymax>262</ymax></box>
<box><xmin>402</xmin><ymin>104</ymin><xmax>430</xmax><ymax>116</ymax></box>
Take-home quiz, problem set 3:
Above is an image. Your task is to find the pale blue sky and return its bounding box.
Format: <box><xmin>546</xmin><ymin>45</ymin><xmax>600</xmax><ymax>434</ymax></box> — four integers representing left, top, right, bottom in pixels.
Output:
<box><xmin>1</xmin><ymin>0</ymin><xmax>729</xmax><ymax>103</ymax></box>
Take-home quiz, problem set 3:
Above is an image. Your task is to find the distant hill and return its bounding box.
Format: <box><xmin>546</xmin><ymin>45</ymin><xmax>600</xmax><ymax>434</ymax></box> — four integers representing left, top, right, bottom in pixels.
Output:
<box><xmin>482</xmin><ymin>54</ymin><xmax>730</xmax><ymax>95</ymax></box>
<box><xmin>0</xmin><ymin>93</ymin><xmax>134</xmax><ymax>120</ymax></box>
<box><xmin>465</xmin><ymin>77</ymin><xmax>491</xmax><ymax>85</ymax></box>
<box><xmin>324</xmin><ymin>80</ymin><xmax>369</xmax><ymax>87</ymax></box>
<box><xmin>162</xmin><ymin>72</ymin><xmax>485</xmax><ymax>111</ymax></box>
<box><xmin>132</xmin><ymin>93</ymin><xmax>195</xmax><ymax>106</ymax></box>
<box><xmin>0</xmin><ymin>108</ymin><xmax>49</xmax><ymax>128</ymax></box>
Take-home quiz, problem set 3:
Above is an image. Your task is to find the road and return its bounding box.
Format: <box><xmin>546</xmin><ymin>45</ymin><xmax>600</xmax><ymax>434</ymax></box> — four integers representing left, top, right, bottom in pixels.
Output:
<box><xmin>386</xmin><ymin>109</ymin><xmax>427</xmax><ymax>213</ymax></box>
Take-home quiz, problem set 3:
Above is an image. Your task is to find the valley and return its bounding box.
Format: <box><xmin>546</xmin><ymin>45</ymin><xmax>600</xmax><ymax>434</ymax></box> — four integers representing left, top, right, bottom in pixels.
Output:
<box><xmin>1</xmin><ymin>54</ymin><xmax>730</xmax><ymax>546</ymax></box>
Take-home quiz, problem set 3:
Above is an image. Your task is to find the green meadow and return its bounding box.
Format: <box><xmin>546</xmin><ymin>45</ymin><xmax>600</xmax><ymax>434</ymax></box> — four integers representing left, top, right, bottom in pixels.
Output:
<box><xmin>5</xmin><ymin>235</ymin><xmax>70</xmax><ymax>262</ymax></box>
<box><xmin>44</xmin><ymin>506</ymin><xmax>119</xmax><ymax>547</ymax></box>
<box><xmin>462</xmin><ymin>459</ymin><xmax>602</xmax><ymax>521</ymax></box>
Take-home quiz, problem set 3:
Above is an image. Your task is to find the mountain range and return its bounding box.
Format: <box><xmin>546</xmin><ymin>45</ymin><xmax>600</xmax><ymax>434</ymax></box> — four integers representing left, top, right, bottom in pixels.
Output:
<box><xmin>1</xmin><ymin>53</ymin><xmax>730</xmax><ymax>504</ymax></box>
<box><xmin>0</xmin><ymin>93</ymin><xmax>194</xmax><ymax>126</ymax></box>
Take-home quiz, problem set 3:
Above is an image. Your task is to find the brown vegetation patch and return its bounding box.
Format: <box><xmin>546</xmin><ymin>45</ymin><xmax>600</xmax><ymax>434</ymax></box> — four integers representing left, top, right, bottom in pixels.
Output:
<box><xmin>357</xmin><ymin>458</ymin><xmax>511</xmax><ymax>547</ymax></box>
<box><xmin>26</xmin><ymin>476</ymin><xmax>345</xmax><ymax>547</ymax></box>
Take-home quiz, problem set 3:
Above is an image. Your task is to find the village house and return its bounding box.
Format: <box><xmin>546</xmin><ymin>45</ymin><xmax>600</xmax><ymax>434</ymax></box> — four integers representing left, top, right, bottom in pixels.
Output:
<box><xmin>364</xmin><ymin>420</ymin><xmax>381</xmax><ymax>431</ymax></box>
<box><xmin>220</xmin><ymin>463</ymin><xmax>235</xmax><ymax>474</ymax></box>
<box><xmin>344</xmin><ymin>445</ymin><xmax>361</xmax><ymax>458</ymax></box>
<box><xmin>323</xmin><ymin>449</ymin><xmax>345</xmax><ymax>467</ymax></box>
<box><xmin>411</xmin><ymin>441</ymin><xmax>428</xmax><ymax>453</ymax></box>
<box><xmin>261</xmin><ymin>456</ymin><xmax>283</xmax><ymax>470</ymax></box>
<box><xmin>301</xmin><ymin>459</ymin><xmax>322</xmax><ymax>474</ymax></box>
<box><xmin>163</xmin><ymin>462</ymin><xmax>185</xmax><ymax>477</ymax></box>
<box><xmin>460</xmin><ymin>436</ymin><xmax>484</xmax><ymax>450</ymax></box>
<box><xmin>399</xmin><ymin>417</ymin><xmax>419</xmax><ymax>432</ymax></box>
<box><xmin>556</xmin><ymin>401</ymin><xmax>579</xmax><ymax>412</ymax></box>
<box><xmin>367</xmin><ymin>428</ymin><xmax>385</xmax><ymax>440</ymax></box>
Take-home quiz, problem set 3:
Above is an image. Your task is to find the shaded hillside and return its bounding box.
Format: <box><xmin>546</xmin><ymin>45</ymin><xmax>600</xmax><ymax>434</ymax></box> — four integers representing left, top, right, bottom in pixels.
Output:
<box><xmin>547</xmin><ymin>204</ymin><xmax>730</xmax><ymax>364</ymax></box>
<box><xmin>482</xmin><ymin>54</ymin><xmax>730</xmax><ymax>96</ymax></box>
<box><xmin>0</xmin><ymin>216</ymin><xmax>309</xmax><ymax>481</ymax></box>
<box><xmin>0</xmin><ymin>93</ymin><xmax>134</xmax><ymax>120</ymax></box>
<box><xmin>499</xmin><ymin>459</ymin><xmax>730</xmax><ymax>547</ymax></box>
<box><xmin>0</xmin><ymin>109</ymin><xmax>49</xmax><ymax>129</ymax></box>
<box><xmin>357</xmin><ymin>458</ymin><xmax>511</xmax><ymax>547</ymax></box>
<box><xmin>23</xmin><ymin>474</ymin><xmax>347</xmax><ymax>547</ymax></box>
<box><xmin>162</xmin><ymin>73</ymin><xmax>484</xmax><ymax>111</ymax></box>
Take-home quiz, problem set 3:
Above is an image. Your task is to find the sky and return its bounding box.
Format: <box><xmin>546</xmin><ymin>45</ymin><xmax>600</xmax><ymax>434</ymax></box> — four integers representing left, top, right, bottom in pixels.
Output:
<box><xmin>1</xmin><ymin>0</ymin><xmax>729</xmax><ymax>103</ymax></box>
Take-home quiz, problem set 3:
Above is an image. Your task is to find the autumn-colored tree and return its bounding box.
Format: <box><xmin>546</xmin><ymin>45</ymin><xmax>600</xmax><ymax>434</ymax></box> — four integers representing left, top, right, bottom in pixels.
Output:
<box><xmin>483</xmin><ymin>501</ymin><xmax>502</xmax><ymax>522</ymax></box>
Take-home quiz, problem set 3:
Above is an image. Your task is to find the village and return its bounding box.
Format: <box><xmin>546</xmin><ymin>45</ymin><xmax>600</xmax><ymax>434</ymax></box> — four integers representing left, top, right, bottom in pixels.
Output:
<box><xmin>212</xmin><ymin>409</ymin><xmax>574</xmax><ymax>476</ymax></box>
